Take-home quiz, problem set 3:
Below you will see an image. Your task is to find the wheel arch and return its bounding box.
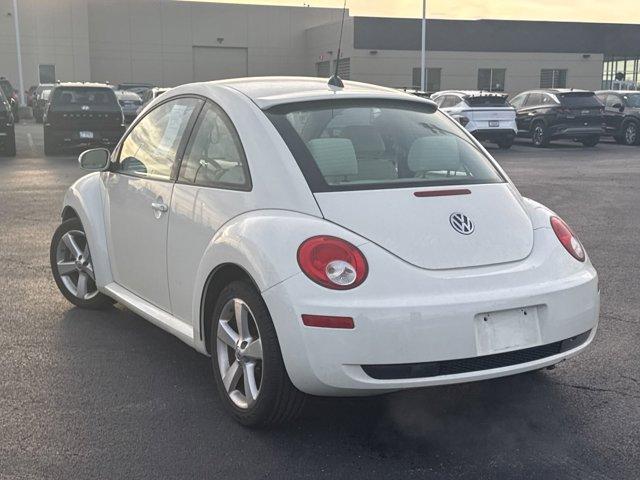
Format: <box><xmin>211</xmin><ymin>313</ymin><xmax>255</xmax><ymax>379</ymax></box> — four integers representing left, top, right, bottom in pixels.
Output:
<box><xmin>61</xmin><ymin>173</ymin><xmax>113</xmax><ymax>288</ymax></box>
<box><xmin>200</xmin><ymin>263</ymin><xmax>261</xmax><ymax>355</ymax></box>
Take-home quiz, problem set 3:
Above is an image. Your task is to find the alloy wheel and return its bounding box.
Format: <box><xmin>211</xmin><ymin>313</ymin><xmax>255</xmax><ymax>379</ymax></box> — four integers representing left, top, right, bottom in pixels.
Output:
<box><xmin>533</xmin><ymin>125</ymin><xmax>544</xmax><ymax>145</ymax></box>
<box><xmin>625</xmin><ymin>123</ymin><xmax>637</xmax><ymax>145</ymax></box>
<box><xmin>55</xmin><ymin>230</ymin><xmax>98</xmax><ymax>300</ymax></box>
<box><xmin>216</xmin><ymin>298</ymin><xmax>263</xmax><ymax>409</ymax></box>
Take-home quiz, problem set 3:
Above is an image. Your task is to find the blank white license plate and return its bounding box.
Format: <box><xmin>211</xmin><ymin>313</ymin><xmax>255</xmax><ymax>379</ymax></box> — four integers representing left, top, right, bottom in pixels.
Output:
<box><xmin>474</xmin><ymin>306</ymin><xmax>542</xmax><ymax>355</ymax></box>
<box><xmin>489</xmin><ymin>120</ymin><xmax>500</xmax><ymax>127</ymax></box>
<box><xmin>79</xmin><ymin>131</ymin><xmax>93</xmax><ymax>139</ymax></box>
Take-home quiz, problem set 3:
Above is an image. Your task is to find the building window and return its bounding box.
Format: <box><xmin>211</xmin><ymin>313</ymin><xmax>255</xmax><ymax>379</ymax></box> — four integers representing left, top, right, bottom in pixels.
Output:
<box><xmin>316</xmin><ymin>61</ymin><xmax>330</xmax><ymax>77</ymax></box>
<box><xmin>39</xmin><ymin>64</ymin><xmax>56</xmax><ymax>84</ymax></box>
<box><xmin>412</xmin><ymin>68</ymin><xmax>441</xmax><ymax>91</ymax></box>
<box><xmin>333</xmin><ymin>58</ymin><xmax>350</xmax><ymax>79</ymax></box>
<box><xmin>477</xmin><ymin>68</ymin><xmax>506</xmax><ymax>92</ymax></box>
<box><xmin>540</xmin><ymin>69</ymin><xmax>567</xmax><ymax>88</ymax></box>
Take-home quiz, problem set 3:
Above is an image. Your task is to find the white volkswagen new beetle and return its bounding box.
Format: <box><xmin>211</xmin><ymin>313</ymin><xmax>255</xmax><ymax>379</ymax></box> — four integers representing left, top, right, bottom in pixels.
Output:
<box><xmin>50</xmin><ymin>77</ymin><xmax>599</xmax><ymax>426</ymax></box>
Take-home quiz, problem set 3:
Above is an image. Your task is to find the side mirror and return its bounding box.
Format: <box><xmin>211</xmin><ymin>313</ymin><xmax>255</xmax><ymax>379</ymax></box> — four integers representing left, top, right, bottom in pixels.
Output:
<box><xmin>79</xmin><ymin>148</ymin><xmax>110</xmax><ymax>171</ymax></box>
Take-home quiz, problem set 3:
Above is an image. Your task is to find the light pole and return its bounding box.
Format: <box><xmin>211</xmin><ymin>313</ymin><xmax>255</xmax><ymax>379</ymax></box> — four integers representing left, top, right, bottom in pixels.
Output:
<box><xmin>12</xmin><ymin>0</ymin><xmax>25</xmax><ymax>106</ymax></box>
<box><xmin>420</xmin><ymin>0</ymin><xmax>427</xmax><ymax>92</ymax></box>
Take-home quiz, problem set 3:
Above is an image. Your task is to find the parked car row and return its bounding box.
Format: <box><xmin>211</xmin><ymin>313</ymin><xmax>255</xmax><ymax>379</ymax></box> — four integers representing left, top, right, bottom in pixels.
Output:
<box><xmin>428</xmin><ymin>87</ymin><xmax>640</xmax><ymax>149</ymax></box>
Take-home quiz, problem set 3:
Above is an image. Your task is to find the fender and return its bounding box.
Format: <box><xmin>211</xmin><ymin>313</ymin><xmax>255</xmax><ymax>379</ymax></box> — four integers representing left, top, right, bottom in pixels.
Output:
<box><xmin>522</xmin><ymin>197</ymin><xmax>557</xmax><ymax>230</ymax></box>
<box><xmin>190</xmin><ymin>209</ymin><xmax>369</xmax><ymax>353</ymax></box>
<box><xmin>62</xmin><ymin>172</ymin><xmax>113</xmax><ymax>289</ymax></box>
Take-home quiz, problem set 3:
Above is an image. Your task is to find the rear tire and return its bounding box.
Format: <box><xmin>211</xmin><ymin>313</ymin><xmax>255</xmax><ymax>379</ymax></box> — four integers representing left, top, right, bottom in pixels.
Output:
<box><xmin>210</xmin><ymin>280</ymin><xmax>305</xmax><ymax>428</ymax></box>
<box><xmin>2</xmin><ymin>129</ymin><xmax>16</xmax><ymax>157</ymax></box>
<box><xmin>580</xmin><ymin>135</ymin><xmax>600</xmax><ymax>147</ymax></box>
<box><xmin>50</xmin><ymin>217</ymin><xmax>114</xmax><ymax>310</ymax></box>
<box><xmin>44</xmin><ymin>131</ymin><xmax>58</xmax><ymax>156</ymax></box>
<box><xmin>531</xmin><ymin>122</ymin><xmax>550</xmax><ymax>147</ymax></box>
<box><xmin>496</xmin><ymin>136</ymin><xmax>514</xmax><ymax>149</ymax></box>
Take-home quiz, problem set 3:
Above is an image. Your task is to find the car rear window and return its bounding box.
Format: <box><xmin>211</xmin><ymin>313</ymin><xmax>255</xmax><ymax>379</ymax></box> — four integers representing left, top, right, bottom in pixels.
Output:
<box><xmin>50</xmin><ymin>87</ymin><xmax>118</xmax><ymax>108</ymax></box>
<box><xmin>623</xmin><ymin>93</ymin><xmax>640</xmax><ymax>108</ymax></box>
<box><xmin>557</xmin><ymin>92</ymin><xmax>602</xmax><ymax>108</ymax></box>
<box><xmin>267</xmin><ymin>99</ymin><xmax>504</xmax><ymax>192</ymax></box>
<box><xmin>466</xmin><ymin>96</ymin><xmax>510</xmax><ymax>107</ymax></box>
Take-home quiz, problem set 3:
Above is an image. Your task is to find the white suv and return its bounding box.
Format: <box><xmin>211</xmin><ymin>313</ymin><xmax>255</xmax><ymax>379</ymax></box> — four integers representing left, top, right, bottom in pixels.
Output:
<box><xmin>431</xmin><ymin>90</ymin><xmax>518</xmax><ymax>149</ymax></box>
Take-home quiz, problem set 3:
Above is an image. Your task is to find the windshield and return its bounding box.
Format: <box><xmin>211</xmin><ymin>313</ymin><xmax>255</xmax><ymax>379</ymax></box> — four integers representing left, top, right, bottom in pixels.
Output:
<box><xmin>50</xmin><ymin>87</ymin><xmax>118</xmax><ymax>108</ymax></box>
<box><xmin>267</xmin><ymin>100</ymin><xmax>504</xmax><ymax>192</ymax></box>
<box><xmin>558</xmin><ymin>93</ymin><xmax>602</xmax><ymax>108</ymax></box>
<box><xmin>623</xmin><ymin>93</ymin><xmax>640</xmax><ymax>108</ymax></box>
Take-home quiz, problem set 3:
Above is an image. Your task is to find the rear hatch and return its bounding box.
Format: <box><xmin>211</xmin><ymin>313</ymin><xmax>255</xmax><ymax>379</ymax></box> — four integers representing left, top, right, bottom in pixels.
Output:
<box><xmin>314</xmin><ymin>184</ymin><xmax>533</xmax><ymax>270</ymax></box>
<box><xmin>462</xmin><ymin>95</ymin><xmax>516</xmax><ymax>126</ymax></box>
<box><xmin>47</xmin><ymin>87</ymin><xmax>123</xmax><ymax>129</ymax></box>
<box><xmin>555</xmin><ymin>92</ymin><xmax>603</xmax><ymax>127</ymax></box>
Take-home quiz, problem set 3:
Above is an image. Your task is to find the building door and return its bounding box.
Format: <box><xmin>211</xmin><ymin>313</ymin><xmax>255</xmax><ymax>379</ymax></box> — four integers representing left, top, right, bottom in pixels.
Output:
<box><xmin>193</xmin><ymin>47</ymin><xmax>248</xmax><ymax>82</ymax></box>
<box><xmin>39</xmin><ymin>64</ymin><xmax>56</xmax><ymax>84</ymax></box>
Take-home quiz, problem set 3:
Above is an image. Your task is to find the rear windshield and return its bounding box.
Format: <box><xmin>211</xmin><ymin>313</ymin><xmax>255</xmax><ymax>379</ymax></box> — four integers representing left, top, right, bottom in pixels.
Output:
<box><xmin>466</xmin><ymin>96</ymin><xmax>509</xmax><ymax>107</ymax></box>
<box><xmin>267</xmin><ymin>100</ymin><xmax>504</xmax><ymax>192</ymax></box>
<box><xmin>50</xmin><ymin>87</ymin><xmax>118</xmax><ymax>108</ymax></box>
<box><xmin>558</xmin><ymin>93</ymin><xmax>602</xmax><ymax>108</ymax></box>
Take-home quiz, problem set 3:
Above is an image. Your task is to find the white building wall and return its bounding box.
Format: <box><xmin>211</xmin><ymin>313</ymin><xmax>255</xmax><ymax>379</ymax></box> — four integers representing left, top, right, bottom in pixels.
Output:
<box><xmin>0</xmin><ymin>0</ymin><xmax>90</xmax><ymax>89</ymax></box>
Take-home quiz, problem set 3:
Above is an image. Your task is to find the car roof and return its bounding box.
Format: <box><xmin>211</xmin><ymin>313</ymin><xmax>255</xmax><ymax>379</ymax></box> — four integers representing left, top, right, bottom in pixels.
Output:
<box><xmin>53</xmin><ymin>82</ymin><xmax>113</xmax><ymax>89</ymax></box>
<box><xmin>525</xmin><ymin>88</ymin><xmax>592</xmax><ymax>94</ymax></box>
<box><xmin>188</xmin><ymin>76</ymin><xmax>436</xmax><ymax>110</ymax></box>
<box><xmin>595</xmin><ymin>90</ymin><xmax>640</xmax><ymax>94</ymax></box>
<box><xmin>433</xmin><ymin>90</ymin><xmax>507</xmax><ymax>98</ymax></box>
<box><xmin>115</xmin><ymin>90</ymin><xmax>142</xmax><ymax>99</ymax></box>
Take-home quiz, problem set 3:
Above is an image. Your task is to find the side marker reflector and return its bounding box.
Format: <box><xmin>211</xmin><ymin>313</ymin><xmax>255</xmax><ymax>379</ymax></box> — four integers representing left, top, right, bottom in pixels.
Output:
<box><xmin>302</xmin><ymin>314</ymin><xmax>354</xmax><ymax>329</ymax></box>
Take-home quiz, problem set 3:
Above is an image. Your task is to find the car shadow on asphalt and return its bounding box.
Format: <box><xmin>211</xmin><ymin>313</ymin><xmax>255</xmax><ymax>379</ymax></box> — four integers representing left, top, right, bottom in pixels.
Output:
<box><xmin>51</xmin><ymin>304</ymin><xmax>605</xmax><ymax>477</ymax></box>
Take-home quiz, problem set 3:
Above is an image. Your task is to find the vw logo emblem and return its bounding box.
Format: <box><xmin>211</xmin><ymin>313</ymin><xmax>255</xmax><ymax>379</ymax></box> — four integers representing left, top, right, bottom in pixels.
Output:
<box><xmin>449</xmin><ymin>212</ymin><xmax>475</xmax><ymax>235</ymax></box>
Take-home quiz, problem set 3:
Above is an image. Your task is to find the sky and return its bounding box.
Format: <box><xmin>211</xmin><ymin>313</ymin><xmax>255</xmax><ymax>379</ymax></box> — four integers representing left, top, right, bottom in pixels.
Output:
<box><xmin>190</xmin><ymin>0</ymin><xmax>640</xmax><ymax>23</ymax></box>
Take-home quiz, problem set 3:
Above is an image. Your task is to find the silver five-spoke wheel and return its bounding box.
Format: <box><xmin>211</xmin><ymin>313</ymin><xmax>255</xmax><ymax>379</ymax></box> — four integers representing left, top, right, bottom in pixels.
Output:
<box><xmin>216</xmin><ymin>298</ymin><xmax>263</xmax><ymax>409</ymax></box>
<box><xmin>55</xmin><ymin>230</ymin><xmax>98</xmax><ymax>300</ymax></box>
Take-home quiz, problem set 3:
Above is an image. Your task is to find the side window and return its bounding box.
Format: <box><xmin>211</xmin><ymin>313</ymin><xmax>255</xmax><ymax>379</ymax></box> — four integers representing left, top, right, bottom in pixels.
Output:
<box><xmin>509</xmin><ymin>94</ymin><xmax>526</xmax><ymax>109</ymax></box>
<box><xmin>179</xmin><ymin>102</ymin><xmax>250</xmax><ymax>189</ymax></box>
<box><xmin>605</xmin><ymin>95</ymin><xmax>620</xmax><ymax>108</ymax></box>
<box><xmin>117</xmin><ymin>97</ymin><xmax>201</xmax><ymax>179</ymax></box>
<box><xmin>524</xmin><ymin>93</ymin><xmax>542</xmax><ymax>107</ymax></box>
<box><xmin>433</xmin><ymin>95</ymin><xmax>445</xmax><ymax>107</ymax></box>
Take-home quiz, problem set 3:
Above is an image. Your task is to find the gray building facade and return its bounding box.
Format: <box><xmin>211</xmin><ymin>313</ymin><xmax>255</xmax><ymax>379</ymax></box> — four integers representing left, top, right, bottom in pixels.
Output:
<box><xmin>2</xmin><ymin>0</ymin><xmax>640</xmax><ymax>97</ymax></box>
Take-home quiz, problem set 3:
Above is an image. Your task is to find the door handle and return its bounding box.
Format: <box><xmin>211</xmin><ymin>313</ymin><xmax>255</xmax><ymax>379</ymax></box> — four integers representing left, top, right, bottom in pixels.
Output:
<box><xmin>151</xmin><ymin>202</ymin><xmax>168</xmax><ymax>213</ymax></box>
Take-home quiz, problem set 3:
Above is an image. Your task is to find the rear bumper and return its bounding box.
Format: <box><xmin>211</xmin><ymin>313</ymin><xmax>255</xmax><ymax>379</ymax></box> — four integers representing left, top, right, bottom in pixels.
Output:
<box><xmin>0</xmin><ymin>124</ymin><xmax>14</xmax><ymax>144</ymax></box>
<box><xmin>263</xmin><ymin>228</ymin><xmax>599</xmax><ymax>396</ymax></box>
<box><xmin>45</xmin><ymin>125</ymin><xmax>126</xmax><ymax>150</ymax></box>
<box><xmin>472</xmin><ymin>129</ymin><xmax>516</xmax><ymax>141</ymax></box>
<box><xmin>466</xmin><ymin>120</ymin><xmax>517</xmax><ymax>141</ymax></box>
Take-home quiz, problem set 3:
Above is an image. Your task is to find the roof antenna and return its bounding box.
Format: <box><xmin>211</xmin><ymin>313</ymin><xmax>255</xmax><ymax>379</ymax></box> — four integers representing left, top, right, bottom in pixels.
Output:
<box><xmin>328</xmin><ymin>0</ymin><xmax>347</xmax><ymax>88</ymax></box>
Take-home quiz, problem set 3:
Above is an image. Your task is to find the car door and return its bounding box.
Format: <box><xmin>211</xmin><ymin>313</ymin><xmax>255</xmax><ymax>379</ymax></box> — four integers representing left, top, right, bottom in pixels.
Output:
<box><xmin>103</xmin><ymin>96</ymin><xmax>203</xmax><ymax>311</ymax></box>
<box><xmin>509</xmin><ymin>93</ymin><xmax>528</xmax><ymax>132</ymax></box>
<box><xmin>167</xmin><ymin>101</ymin><xmax>252</xmax><ymax>324</ymax></box>
<box><xmin>604</xmin><ymin>94</ymin><xmax>624</xmax><ymax>134</ymax></box>
<box><xmin>519</xmin><ymin>93</ymin><xmax>542</xmax><ymax>132</ymax></box>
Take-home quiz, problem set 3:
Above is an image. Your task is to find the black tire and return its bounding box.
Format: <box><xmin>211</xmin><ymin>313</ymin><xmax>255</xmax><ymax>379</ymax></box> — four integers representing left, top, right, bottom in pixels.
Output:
<box><xmin>496</xmin><ymin>136</ymin><xmax>514</xmax><ymax>149</ymax></box>
<box><xmin>620</xmin><ymin>121</ymin><xmax>639</xmax><ymax>146</ymax></box>
<box><xmin>531</xmin><ymin>121</ymin><xmax>550</xmax><ymax>147</ymax></box>
<box><xmin>2</xmin><ymin>129</ymin><xmax>16</xmax><ymax>157</ymax></box>
<box><xmin>580</xmin><ymin>135</ymin><xmax>600</xmax><ymax>147</ymax></box>
<box><xmin>50</xmin><ymin>217</ymin><xmax>115</xmax><ymax>310</ymax></box>
<box><xmin>35</xmin><ymin>114</ymin><xmax>43</xmax><ymax>124</ymax></box>
<box><xmin>210</xmin><ymin>280</ymin><xmax>305</xmax><ymax>427</ymax></box>
<box><xmin>44</xmin><ymin>131</ymin><xmax>58</xmax><ymax>156</ymax></box>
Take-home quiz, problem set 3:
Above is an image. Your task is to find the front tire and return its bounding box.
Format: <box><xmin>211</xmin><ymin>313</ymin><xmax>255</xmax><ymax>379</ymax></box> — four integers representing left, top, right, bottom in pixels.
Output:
<box><xmin>210</xmin><ymin>280</ymin><xmax>305</xmax><ymax>427</ymax></box>
<box><xmin>580</xmin><ymin>135</ymin><xmax>600</xmax><ymax>147</ymax></box>
<box><xmin>619</xmin><ymin>121</ymin><xmax>639</xmax><ymax>146</ymax></box>
<box><xmin>50</xmin><ymin>217</ymin><xmax>114</xmax><ymax>309</ymax></box>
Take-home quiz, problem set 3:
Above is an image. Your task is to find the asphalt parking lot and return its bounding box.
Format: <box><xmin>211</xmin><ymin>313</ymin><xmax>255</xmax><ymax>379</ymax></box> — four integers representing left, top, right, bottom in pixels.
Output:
<box><xmin>1</xmin><ymin>121</ymin><xmax>639</xmax><ymax>479</ymax></box>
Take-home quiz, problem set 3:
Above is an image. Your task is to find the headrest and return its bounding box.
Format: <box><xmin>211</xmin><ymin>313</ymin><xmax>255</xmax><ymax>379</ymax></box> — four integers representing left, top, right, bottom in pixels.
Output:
<box><xmin>407</xmin><ymin>136</ymin><xmax>461</xmax><ymax>173</ymax></box>
<box><xmin>341</xmin><ymin>125</ymin><xmax>385</xmax><ymax>158</ymax></box>
<box><xmin>307</xmin><ymin>138</ymin><xmax>357</xmax><ymax>179</ymax></box>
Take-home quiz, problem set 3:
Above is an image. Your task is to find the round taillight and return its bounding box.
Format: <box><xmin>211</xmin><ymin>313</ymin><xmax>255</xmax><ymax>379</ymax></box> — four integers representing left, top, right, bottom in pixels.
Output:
<box><xmin>550</xmin><ymin>216</ymin><xmax>585</xmax><ymax>262</ymax></box>
<box><xmin>297</xmin><ymin>236</ymin><xmax>368</xmax><ymax>290</ymax></box>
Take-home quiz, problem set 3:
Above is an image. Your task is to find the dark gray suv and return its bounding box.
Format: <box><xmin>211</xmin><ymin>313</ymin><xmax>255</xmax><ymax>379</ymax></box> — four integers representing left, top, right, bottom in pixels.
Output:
<box><xmin>596</xmin><ymin>90</ymin><xmax>640</xmax><ymax>146</ymax></box>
